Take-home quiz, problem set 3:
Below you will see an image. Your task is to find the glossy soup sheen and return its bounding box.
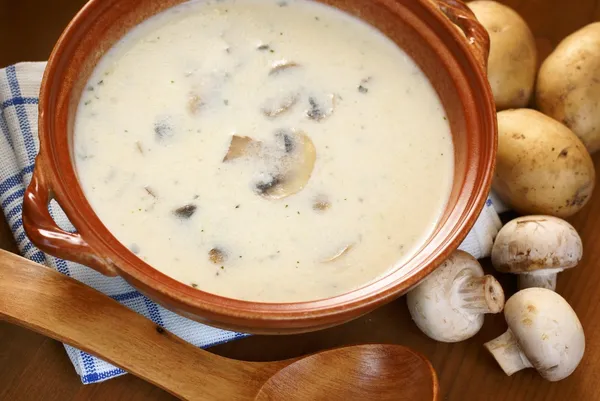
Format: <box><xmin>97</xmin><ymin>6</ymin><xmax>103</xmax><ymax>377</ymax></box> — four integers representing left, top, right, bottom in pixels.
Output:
<box><xmin>73</xmin><ymin>0</ymin><xmax>454</xmax><ymax>302</ymax></box>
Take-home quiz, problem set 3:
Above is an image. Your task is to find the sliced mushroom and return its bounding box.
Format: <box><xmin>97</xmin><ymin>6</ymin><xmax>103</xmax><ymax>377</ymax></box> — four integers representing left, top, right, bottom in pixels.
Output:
<box><xmin>306</xmin><ymin>94</ymin><xmax>337</xmax><ymax>122</ymax></box>
<box><xmin>313</xmin><ymin>195</ymin><xmax>331</xmax><ymax>211</ymax></box>
<box><xmin>173</xmin><ymin>204</ymin><xmax>197</xmax><ymax>219</ymax></box>
<box><xmin>269</xmin><ymin>60</ymin><xmax>300</xmax><ymax>76</ymax></box>
<box><xmin>256</xmin><ymin>131</ymin><xmax>316</xmax><ymax>200</ymax></box>
<box><xmin>261</xmin><ymin>93</ymin><xmax>299</xmax><ymax>118</ymax></box>
<box><xmin>254</xmin><ymin>174</ymin><xmax>282</xmax><ymax>194</ymax></box>
<box><xmin>275</xmin><ymin>130</ymin><xmax>296</xmax><ymax>153</ymax></box>
<box><xmin>223</xmin><ymin>131</ymin><xmax>317</xmax><ymax>200</ymax></box>
<box><xmin>223</xmin><ymin>135</ymin><xmax>263</xmax><ymax>162</ymax></box>
<box><xmin>321</xmin><ymin>243</ymin><xmax>354</xmax><ymax>263</ymax></box>
<box><xmin>187</xmin><ymin>93</ymin><xmax>203</xmax><ymax>115</ymax></box>
<box><xmin>208</xmin><ymin>247</ymin><xmax>227</xmax><ymax>264</ymax></box>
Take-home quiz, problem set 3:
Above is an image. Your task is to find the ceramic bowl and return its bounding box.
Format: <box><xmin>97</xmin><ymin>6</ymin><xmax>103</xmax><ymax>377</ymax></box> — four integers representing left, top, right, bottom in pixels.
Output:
<box><xmin>23</xmin><ymin>0</ymin><xmax>496</xmax><ymax>334</ymax></box>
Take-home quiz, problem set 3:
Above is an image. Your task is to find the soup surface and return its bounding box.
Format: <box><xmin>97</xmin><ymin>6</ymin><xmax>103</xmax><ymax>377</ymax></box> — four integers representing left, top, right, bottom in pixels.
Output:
<box><xmin>74</xmin><ymin>0</ymin><xmax>454</xmax><ymax>302</ymax></box>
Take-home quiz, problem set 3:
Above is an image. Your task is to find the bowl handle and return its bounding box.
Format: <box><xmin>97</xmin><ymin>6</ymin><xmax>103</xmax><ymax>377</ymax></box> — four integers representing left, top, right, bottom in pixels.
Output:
<box><xmin>22</xmin><ymin>155</ymin><xmax>118</xmax><ymax>276</ymax></box>
<box><xmin>435</xmin><ymin>0</ymin><xmax>490</xmax><ymax>70</ymax></box>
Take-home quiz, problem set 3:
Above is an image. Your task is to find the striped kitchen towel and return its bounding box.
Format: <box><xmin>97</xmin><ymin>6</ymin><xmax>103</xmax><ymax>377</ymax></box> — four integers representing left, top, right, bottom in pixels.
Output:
<box><xmin>0</xmin><ymin>62</ymin><xmax>503</xmax><ymax>384</ymax></box>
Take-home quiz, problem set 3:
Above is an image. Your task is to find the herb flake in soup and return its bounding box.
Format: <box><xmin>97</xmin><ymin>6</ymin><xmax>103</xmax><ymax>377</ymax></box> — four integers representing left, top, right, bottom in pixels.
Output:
<box><xmin>73</xmin><ymin>0</ymin><xmax>454</xmax><ymax>302</ymax></box>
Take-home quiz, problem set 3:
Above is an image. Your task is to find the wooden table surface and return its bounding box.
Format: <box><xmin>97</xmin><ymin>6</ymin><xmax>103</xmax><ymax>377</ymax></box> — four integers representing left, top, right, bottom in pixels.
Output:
<box><xmin>1</xmin><ymin>1</ymin><xmax>600</xmax><ymax>400</ymax></box>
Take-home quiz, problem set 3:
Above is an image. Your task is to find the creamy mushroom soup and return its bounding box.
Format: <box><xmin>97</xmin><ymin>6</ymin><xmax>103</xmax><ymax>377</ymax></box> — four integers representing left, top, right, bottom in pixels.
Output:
<box><xmin>74</xmin><ymin>0</ymin><xmax>454</xmax><ymax>302</ymax></box>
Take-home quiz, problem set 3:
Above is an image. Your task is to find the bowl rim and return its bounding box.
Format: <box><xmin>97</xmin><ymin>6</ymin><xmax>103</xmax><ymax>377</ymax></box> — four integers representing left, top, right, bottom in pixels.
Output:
<box><xmin>31</xmin><ymin>0</ymin><xmax>496</xmax><ymax>330</ymax></box>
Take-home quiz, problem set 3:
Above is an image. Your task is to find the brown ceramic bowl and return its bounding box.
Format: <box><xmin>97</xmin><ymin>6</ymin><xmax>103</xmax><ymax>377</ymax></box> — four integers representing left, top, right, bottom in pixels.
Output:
<box><xmin>23</xmin><ymin>0</ymin><xmax>496</xmax><ymax>334</ymax></box>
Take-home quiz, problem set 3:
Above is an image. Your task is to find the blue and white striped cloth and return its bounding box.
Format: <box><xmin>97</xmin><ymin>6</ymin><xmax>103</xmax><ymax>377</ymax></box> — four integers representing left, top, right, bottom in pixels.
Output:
<box><xmin>0</xmin><ymin>62</ymin><xmax>504</xmax><ymax>384</ymax></box>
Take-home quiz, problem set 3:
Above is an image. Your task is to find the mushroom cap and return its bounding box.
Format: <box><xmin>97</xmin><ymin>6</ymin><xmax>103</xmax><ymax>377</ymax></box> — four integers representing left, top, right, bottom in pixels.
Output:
<box><xmin>491</xmin><ymin>216</ymin><xmax>582</xmax><ymax>274</ymax></box>
<box><xmin>504</xmin><ymin>288</ymin><xmax>585</xmax><ymax>381</ymax></box>
<box><xmin>407</xmin><ymin>251</ymin><xmax>485</xmax><ymax>342</ymax></box>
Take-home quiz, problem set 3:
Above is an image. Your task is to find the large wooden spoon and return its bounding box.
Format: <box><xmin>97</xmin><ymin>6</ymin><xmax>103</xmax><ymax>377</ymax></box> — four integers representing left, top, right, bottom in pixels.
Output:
<box><xmin>0</xmin><ymin>249</ymin><xmax>438</xmax><ymax>400</ymax></box>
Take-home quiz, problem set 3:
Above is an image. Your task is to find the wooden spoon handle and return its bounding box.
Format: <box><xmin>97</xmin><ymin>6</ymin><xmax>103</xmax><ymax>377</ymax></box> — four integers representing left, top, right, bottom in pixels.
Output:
<box><xmin>0</xmin><ymin>250</ymin><xmax>283</xmax><ymax>400</ymax></box>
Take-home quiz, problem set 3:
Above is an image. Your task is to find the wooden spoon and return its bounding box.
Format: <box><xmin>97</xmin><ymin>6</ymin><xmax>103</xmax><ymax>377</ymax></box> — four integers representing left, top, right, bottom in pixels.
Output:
<box><xmin>0</xmin><ymin>250</ymin><xmax>438</xmax><ymax>400</ymax></box>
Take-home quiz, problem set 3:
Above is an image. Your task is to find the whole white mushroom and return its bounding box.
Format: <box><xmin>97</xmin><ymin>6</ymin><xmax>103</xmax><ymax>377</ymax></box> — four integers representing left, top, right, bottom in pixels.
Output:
<box><xmin>407</xmin><ymin>250</ymin><xmax>505</xmax><ymax>343</ymax></box>
<box><xmin>485</xmin><ymin>288</ymin><xmax>585</xmax><ymax>381</ymax></box>
<box><xmin>491</xmin><ymin>215</ymin><xmax>583</xmax><ymax>290</ymax></box>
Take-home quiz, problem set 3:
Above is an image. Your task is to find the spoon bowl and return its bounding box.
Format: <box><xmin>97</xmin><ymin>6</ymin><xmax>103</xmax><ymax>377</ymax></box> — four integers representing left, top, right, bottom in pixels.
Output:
<box><xmin>255</xmin><ymin>344</ymin><xmax>438</xmax><ymax>401</ymax></box>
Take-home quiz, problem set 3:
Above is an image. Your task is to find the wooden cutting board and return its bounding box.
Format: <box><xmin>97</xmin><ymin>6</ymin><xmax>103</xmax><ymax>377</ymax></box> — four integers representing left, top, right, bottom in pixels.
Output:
<box><xmin>1</xmin><ymin>1</ymin><xmax>600</xmax><ymax>400</ymax></box>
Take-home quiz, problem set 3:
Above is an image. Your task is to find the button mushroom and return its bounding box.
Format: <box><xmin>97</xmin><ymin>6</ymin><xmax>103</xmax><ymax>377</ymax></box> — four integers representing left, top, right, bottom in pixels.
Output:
<box><xmin>484</xmin><ymin>288</ymin><xmax>585</xmax><ymax>381</ymax></box>
<box><xmin>491</xmin><ymin>216</ymin><xmax>582</xmax><ymax>290</ymax></box>
<box><xmin>407</xmin><ymin>250</ymin><xmax>505</xmax><ymax>343</ymax></box>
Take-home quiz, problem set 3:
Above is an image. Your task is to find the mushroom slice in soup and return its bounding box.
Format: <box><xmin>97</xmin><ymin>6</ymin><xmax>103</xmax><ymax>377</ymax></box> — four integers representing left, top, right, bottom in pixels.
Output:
<box><xmin>254</xmin><ymin>174</ymin><xmax>283</xmax><ymax>196</ymax></box>
<box><xmin>312</xmin><ymin>194</ymin><xmax>331</xmax><ymax>211</ymax></box>
<box><xmin>223</xmin><ymin>135</ymin><xmax>263</xmax><ymax>162</ymax></box>
<box><xmin>261</xmin><ymin>93</ymin><xmax>299</xmax><ymax>118</ymax></box>
<box><xmin>224</xmin><ymin>131</ymin><xmax>317</xmax><ymax>199</ymax></box>
<box><xmin>269</xmin><ymin>60</ymin><xmax>300</xmax><ymax>76</ymax></box>
<box><xmin>173</xmin><ymin>204</ymin><xmax>197</xmax><ymax>219</ymax></box>
<box><xmin>321</xmin><ymin>243</ymin><xmax>354</xmax><ymax>263</ymax></box>
<box><xmin>306</xmin><ymin>94</ymin><xmax>337</xmax><ymax>122</ymax></box>
<box><xmin>187</xmin><ymin>93</ymin><xmax>203</xmax><ymax>115</ymax></box>
<box><xmin>208</xmin><ymin>247</ymin><xmax>227</xmax><ymax>264</ymax></box>
<box><xmin>257</xmin><ymin>131</ymin><xmax>316</xmax><ymax>200</ymax></box>
<box><xmin>275</xmin><ymin>129</ymin><xmax>296</xmax><ymax>153</ymax></box>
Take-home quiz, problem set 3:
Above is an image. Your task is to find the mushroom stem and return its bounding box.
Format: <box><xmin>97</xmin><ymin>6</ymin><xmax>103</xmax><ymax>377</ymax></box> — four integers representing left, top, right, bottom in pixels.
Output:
<box><xmin>518</xmin><ymin>270</ymin><xmax>561</xmax><ymax>290</ymax></box>
<box><xmin>455</xmin><ymin>274</ymin><xmax>505</xmax><ymax>314</ymax></box>
<box><xmin>484</xmin><ymin>329</ymin><xmax>533</xmax><ymax>376</ymax></box>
